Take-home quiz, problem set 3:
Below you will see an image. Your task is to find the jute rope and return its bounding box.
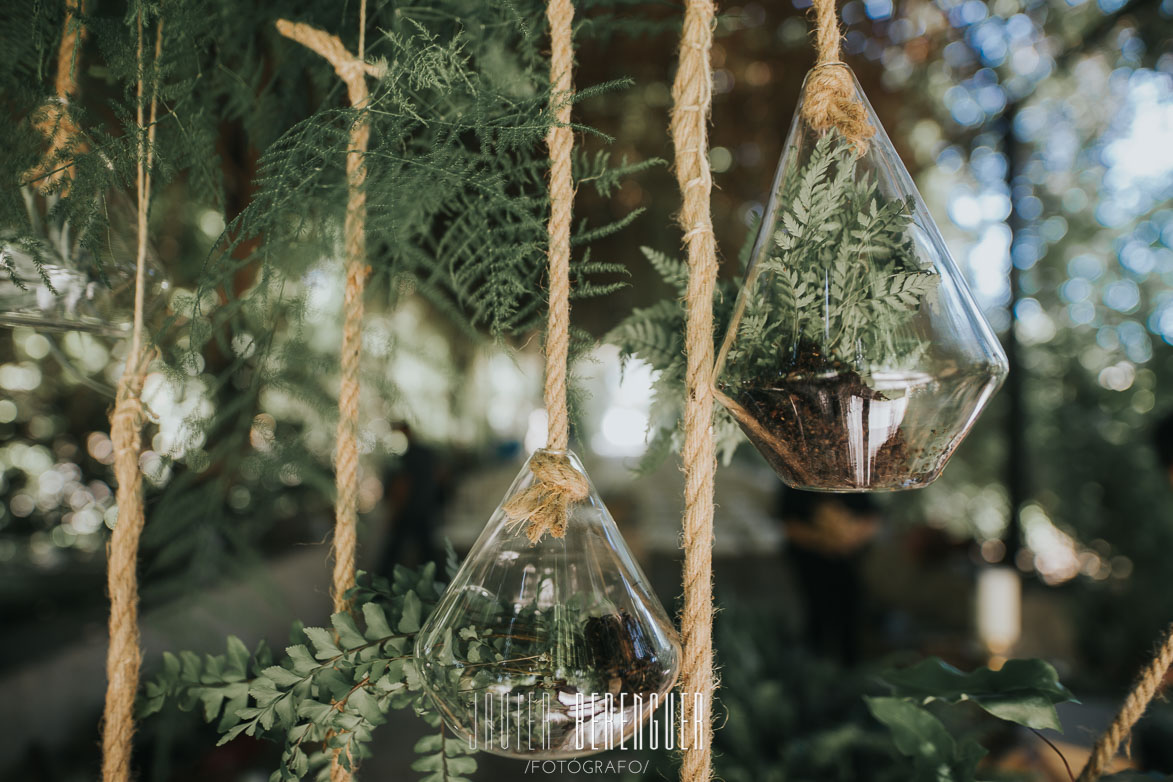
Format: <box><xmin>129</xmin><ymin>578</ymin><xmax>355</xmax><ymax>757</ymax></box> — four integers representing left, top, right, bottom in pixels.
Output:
<box><xmin>25</xmin><ymin>0</ymin><xmax>87</xmax><ymax>193</ymax></box>
<box><xmin>502</xmin><ymin>0</ymin><xmax>588</xmax><ymax>544</ymax></box>
<box><xmin>504</xmin><ymin>450</ymin><xmax>589</xmax><ymax>543</ymax></box>
<box><xmin>101</xmin><ymin>9</ymin><xmax>162</xmax><ymax>782</ymax></box>
<box><xmin>803</xmin><ymin>0</ymin><xmax>874</xmax><ymax>154</ymax></box>
<box><xmin>542</xmin><ymin>0</ymin><xmax>574</xmax><ymax>455</ymax></box>
<box><xmin>1078</xmin><ymin>622</ymin><xmax>1173</xmax><ymax>781</ymax></box>
<box><xmin>273</xmin><ymin>18</ymin><xmax>378</xmax><ymax>618</ymax></box>
<box><xmin>275</xmin><ymin>17</ymin><xmax>376</xmax><ymax>781</ymax></box>
<box><xmin>670</xmin><ymin>1</ymin><xmax>718</xmax><ymax>779</ymax></box>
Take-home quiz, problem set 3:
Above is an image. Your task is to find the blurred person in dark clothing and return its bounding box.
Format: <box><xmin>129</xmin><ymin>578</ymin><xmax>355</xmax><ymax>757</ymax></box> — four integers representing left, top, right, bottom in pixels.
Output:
<box><xmin>1156</xmin><ymin>412</ymin><xmax>1173</xmax><ymax>486</ymax></box>
<box><xmin>779</xmin><ymin>488</ymin><xmax>881</xmax><ymax>665</ymax></box>
<box><xmin>377</xmin><ymin>423</ymin><xmax>444</xmax><ymax>574</ymax></box>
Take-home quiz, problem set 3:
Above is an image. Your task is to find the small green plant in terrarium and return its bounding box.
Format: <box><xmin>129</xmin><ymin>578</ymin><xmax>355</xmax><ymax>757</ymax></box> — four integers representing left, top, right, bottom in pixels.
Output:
<box><xmin>721</xmin><ymin>130</ymin><xmax>939</xmax><ymax>385</ymax></box>
<box><xmin>414</xmin><ymin>448</ymin><xmax>681</xmax><ymax>758</ymax></box>
<box><xmin>420</xmin><ymin>595</ymin><xmax>674</xmax><ymax>757</ymax></box>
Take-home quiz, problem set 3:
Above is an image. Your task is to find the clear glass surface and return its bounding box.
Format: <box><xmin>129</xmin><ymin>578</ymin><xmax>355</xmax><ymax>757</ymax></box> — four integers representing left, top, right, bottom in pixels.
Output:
<box><xmin>715</xmin><ymin>64</ymin><xmax>1008</xmax><ymax>492</ymax></box>
<box><xmin>1</xmin><ymin>198</ymin><xmax>165</xmax><ymax>336</ymax></box>
<box><xmin>415</xmin><ymin>449</ymin><xmax>681</xmax><ymax>758</ymax></box>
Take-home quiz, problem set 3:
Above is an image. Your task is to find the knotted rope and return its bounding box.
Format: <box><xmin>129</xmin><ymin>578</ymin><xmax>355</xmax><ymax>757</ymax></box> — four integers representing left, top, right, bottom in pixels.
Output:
<box><xmin>102</xmin><ymin>355</ymin><xmax>150</xmax><ymax>782</ymax></box>
<box><xmin>1078</xmin><ymin>622</ymin><xmax>1173</xmax><ymax>781</ymax></box>
<box><xmin>275</xmin><ymin>16</ymin><xmax>375</xmax><ymax>781</ymax></box>
<box><xmin>25</xmin><ymin>0</ymin><xmax>87</xmax><ymax>193</ymax></box>
<box><xmin>504</xmin><ymin>450</ymin><xmax>589</xmax><ymax>543</ymax></box>
<box><xmin>101</xmin><ymin>9</ymin><xmax>162</xmax><ymax>782</ymax></box>
<box><xmin>670</xmin><ymin>1</ymin><xmax>718</xmax><ymax>779</ymax></box>
<box><xmin>803</xmin><ymin>0</ymin><xmax>874</xmax><ymax>154</ymax></box>
<box><xmin>502</xmin><ymin>0</ymin><xmax>584</xmax><ymax>543</ymax></box>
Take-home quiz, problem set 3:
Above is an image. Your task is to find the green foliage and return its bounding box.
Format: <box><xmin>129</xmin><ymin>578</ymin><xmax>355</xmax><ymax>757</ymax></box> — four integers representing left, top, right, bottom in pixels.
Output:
<box><xmin>879</xmin><ymin>657</ymin><xmax>1076</xmax><ymax>732</ymax></box>
<box><xmin>411</xmin><ymin>724</ymin><xmax>476</xmax><ymax>782</ymax></box>
<box><xmin>143</xmin><ymin>555</ymin><xmax>671</xmax><ymax>780</ymax></box>
<box><xmin>665</xmin><ymin>603</ymin><xmax>1089</xmax><ymax>782</ymax></box>
<box><xmin>864</xmin><ymin>696</ymin><xmax>987</xmax><ymax>782</ymax></box>
<box><xmin>867</xmin><ymin>657</ymin><xmax>1079</xmax><ymax>782</ymax></box>
<box><xmin>710</xmin><ymin>608</ymin><xmax>898</xmax><ymax>782</ymax></box>
<box><xmin>605</xmin><ymin>243</ymin><xmax>748</xmax><ymax>471</ymax></box>
<box><xmin>607</xmin><ymin>133</ymin><xmax>940</xmax><ymax>470</ymax></box>
<box><xmin>4</xmin><ymin>5</ymin><xmax>663</xmax><ymax>771</ymax></box>
<box><xmin>0</xmin><ymin>0</ymin><xmax>662</xmax><ymax>600</ymax></box>
<box><xmin>198</xmin><ymin>3</ymin><xmax>644</xmax><ymax>344</ymax></box>
<box><xmin>142</xmin><ymin>566</ymin><xmax>463</xmax><ymax>782</ymax></box>
<box><xmin>724</xmin><ymin>130</ymin><xmax>938</xmax><ymax>383</ymax></box>
<box><xmin>605</xmin><ymin>133</ymin><xmax>945</xmax><ymax>473</ymax></box>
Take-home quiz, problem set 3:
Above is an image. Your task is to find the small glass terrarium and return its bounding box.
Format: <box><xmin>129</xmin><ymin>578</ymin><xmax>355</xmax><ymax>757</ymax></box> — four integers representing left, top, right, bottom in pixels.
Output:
<box><xmin>715</xmin><ymin>64</ymin><xmax>1008</xmax><ymax>492</ymax></box>
<box><xmin>414</xmin><ymin>449</ymin><xmax>681</xmax><ymax>758</ymax></box>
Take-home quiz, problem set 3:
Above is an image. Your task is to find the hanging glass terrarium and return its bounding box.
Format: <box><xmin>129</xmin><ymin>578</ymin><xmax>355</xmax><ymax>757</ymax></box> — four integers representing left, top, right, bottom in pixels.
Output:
<box><xmin>0</xmin><ymin>193</ymin><xmax>167</xmax><ymax>337</ymax></box>
<box><xmin>715</xmin><ymin>63</ymin><xmax>1008</xmax><ymax>492</ymax></box>
<box><xmin>415</xmin><ymin>449</ymin><xmax>680</xmax><ymax>758</ymax></box>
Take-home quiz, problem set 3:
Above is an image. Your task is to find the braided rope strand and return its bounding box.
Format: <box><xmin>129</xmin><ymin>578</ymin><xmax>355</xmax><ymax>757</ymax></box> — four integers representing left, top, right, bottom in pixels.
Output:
<box><xmin>101</xmin><ymin>10</ymin><xmax>162</xmax><ymax>782</ymax></box>
<box><xmin>670</xmin><ymin>2</ymin><xmax>718</xmax><ymax>780</ymax></box>
<box><xmin>275</xmin><ymin>17</ymin><xmax>373</xmax><ymax>781</ymax></box>
<box><xmin>273</xmin><ymin>16</ymin><xmax>372</xmax><ymax>622</ymax></box>
<box><xmin>1078</xmin><ymin>623</ymin><xmax>1173</xmax><ymax>781</ymax></box>
<box><xmin>504</xmin><ymin>0</ymin><xmax>581</xmax><ymax>544</ymax></box>
<box><xmin>544</xmin><ymin>0</ymin><xmax>574</xmax><ymax>455</ymax></box>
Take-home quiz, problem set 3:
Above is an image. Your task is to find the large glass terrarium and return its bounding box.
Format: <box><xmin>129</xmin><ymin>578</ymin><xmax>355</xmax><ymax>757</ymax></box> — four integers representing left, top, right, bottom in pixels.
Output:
<box><xmin>715</xmin><ymin>64</ymin><xmax>1008</xmax><ymax>492</ymax></box>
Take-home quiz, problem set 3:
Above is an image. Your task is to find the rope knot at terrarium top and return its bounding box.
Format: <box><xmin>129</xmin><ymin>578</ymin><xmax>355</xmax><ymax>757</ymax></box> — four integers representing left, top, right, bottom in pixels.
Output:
<box><xmin>804</xmin><ymin>0</ymin><xmax>875</xmax><ymax>155</ymax></box>
<box><xmin>504</xmin><ymin>451</ymin><xmax>590</xmax><ymax>543</ymax></box>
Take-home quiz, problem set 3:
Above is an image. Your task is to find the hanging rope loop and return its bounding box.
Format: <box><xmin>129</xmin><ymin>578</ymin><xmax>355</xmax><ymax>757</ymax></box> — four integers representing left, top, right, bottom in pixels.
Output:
<box><xmin>274</xmin><ymin>16</ymin><xmax>372</xmax><ymax>622</ymax></box>
<box><xmin>803</xmin><ymin>0</ymin><xmax>874</xmax><ymax>154</ymax></box>
<box><xmin>503</xmin><ymin>0</ymin><xmax>580</xmax><ymax>543</ymax></box>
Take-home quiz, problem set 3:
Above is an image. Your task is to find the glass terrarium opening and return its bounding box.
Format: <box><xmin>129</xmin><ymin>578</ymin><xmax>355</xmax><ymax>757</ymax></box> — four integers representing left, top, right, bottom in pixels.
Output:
<box><xmin>715</xmin><ymin>64</ymin><xmax>1008</xmax><ymax>492</ymax></box>
<box><xmin>415</xmin><ymin>449</ymin><xmax>681</xmax><ymax>758</ymax></box>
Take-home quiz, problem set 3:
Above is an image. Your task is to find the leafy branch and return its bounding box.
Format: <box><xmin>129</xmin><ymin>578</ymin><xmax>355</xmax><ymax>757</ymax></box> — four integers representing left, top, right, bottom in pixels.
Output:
<box><xmin>606</xmin><ymin>242</ymin><xmax>750</xmax><ymax>472</ymax></box>
<box><xmin>867</xmin><ymin>657</ymin><xmax>1078</xmax><ymax>782</ymax></box>
<box><xmin>140</xmin><ymin>564</ymin><xmax>467</xmax><ymax>782</ymax></box>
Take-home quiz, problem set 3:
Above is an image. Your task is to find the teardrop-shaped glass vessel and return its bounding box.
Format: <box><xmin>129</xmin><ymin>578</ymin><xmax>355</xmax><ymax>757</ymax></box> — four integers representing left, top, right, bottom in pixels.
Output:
<box><xmin>715</xmin><ymin>63</ymin><xmax>1008</xmax><ymax>492</ymax></box>
<box><xmin>415</xmin><ymin>449</ymin><xmax>681</xmax><ymax>758</ymax></box>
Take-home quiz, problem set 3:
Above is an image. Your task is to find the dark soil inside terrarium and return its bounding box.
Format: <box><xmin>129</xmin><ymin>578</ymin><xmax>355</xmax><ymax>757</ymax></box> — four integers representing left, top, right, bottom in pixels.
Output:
<box><xmin>717</xmin><ymin>343</ymin><xmax>923</xmax><ymax>491</ymax></box>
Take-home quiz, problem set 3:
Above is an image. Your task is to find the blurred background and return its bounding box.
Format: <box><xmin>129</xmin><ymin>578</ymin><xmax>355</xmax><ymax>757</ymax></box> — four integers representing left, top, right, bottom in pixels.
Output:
<box><xmin>2</xmin><ymin>0</ymin><xmax>1173</xmax><ymax>779</ymax></box>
